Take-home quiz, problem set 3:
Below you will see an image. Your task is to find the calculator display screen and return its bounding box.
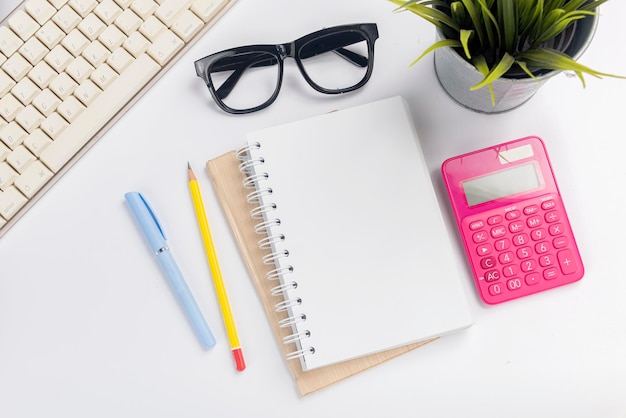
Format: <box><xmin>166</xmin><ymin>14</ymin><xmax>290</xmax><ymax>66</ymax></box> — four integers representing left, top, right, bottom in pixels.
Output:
<box><xmin>462</xmin><ymin>162</ymin><xmax>540</xmax><ymax>206</ymax></box>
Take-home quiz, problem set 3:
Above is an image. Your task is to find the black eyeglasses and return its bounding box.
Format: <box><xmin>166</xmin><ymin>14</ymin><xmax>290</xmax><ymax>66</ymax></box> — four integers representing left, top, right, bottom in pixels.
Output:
<box><xmin>194</xmin><ymin>23</ymin><xmax>379</xmax><ymax>114</ymax></box>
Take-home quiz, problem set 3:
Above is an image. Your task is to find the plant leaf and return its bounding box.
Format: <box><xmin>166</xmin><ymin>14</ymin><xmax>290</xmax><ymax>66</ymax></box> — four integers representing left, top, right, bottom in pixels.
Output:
<box><xmin>409</xmin><ymin>39</ymin><xmax>462</xmax><ymax>66</ymax></box>
<box><xmin>517</xmin><ymin>48</ymin><xmax>626</xmax><ymax>80</ymax></box>
<box><xmin>470</xmin><ymin>52</ymin><xmax>516</xmax><ymax>91</ymax></box>
<box><xmin>498</xmin><ymin>0</ymin><xmax>517</xmax><ymax>52</ymax></box>
<box><xmin>472</xmin><ymin>54</ymin><xmax>496</xmax><ymax>104</ymax></box>
<box><xmin>460</xmin><ymin>29</ymin><xmax>474</xmax><ymax>58</ymax></box>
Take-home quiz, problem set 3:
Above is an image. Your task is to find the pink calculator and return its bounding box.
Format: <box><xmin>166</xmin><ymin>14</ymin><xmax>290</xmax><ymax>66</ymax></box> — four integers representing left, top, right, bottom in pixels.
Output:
<box><xmin>442</xmin><ymin>136</ymin><xmax>584</xmax><ymax>304</ymax></box>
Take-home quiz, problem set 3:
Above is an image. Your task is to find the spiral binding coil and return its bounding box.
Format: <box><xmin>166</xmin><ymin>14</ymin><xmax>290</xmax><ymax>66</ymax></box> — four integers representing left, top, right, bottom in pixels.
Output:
<box><xmin>236</xmin><ymin>141</ymin><xmax>315</xmax><ymax>362</ymax></box>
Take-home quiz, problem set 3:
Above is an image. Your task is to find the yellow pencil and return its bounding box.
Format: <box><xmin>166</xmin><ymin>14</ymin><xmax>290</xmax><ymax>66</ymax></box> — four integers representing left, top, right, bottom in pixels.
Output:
<box><xmin>187</xmin><ymin>163</ymin><xmax>245</xmax><ymax>371</ymax></box>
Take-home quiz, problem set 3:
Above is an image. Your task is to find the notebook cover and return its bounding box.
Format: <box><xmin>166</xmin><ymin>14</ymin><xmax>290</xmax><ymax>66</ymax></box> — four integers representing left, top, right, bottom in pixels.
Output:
<box><xmin>206</xmin><ymin>151</ymin><xmax>435</xmax><ymax>396</ymax></box>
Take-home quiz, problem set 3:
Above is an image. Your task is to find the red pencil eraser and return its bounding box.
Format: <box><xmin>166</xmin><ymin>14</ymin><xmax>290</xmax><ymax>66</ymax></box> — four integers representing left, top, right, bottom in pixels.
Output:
<box><xmin>232</xmin><ymin>348</ymin><xmax>246</xmax><ymax>371</ymax></box>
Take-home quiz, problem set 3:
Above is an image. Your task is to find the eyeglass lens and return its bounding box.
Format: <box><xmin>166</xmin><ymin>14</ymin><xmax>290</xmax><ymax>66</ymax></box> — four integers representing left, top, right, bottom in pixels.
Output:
<box><xmin>207</xmin><ymin>29</ymin><xmax>371</xmax><ymax>112</ymax></box>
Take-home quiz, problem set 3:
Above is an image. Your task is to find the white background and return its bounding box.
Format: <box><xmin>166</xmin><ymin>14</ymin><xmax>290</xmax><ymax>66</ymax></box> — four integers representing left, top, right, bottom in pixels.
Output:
<box><xmin>1</xmin><ymin>0</ymin><xmax>625</xmax><ymax>417</ymax></box>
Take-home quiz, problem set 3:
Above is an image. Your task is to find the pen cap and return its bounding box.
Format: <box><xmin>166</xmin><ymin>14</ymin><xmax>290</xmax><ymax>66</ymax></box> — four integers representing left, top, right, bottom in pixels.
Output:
<box><xmin>124</xmin><ymin>192</ymin><xmax>168</xmax><ymax>253</ymax></box>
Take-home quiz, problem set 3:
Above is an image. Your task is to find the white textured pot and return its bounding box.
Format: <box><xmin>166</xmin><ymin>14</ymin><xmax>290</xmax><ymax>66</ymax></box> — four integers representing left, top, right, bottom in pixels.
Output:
<box><xmin>433</xmin><ymin>12</ymin><xmax>599</xmax><ymax>113</ymax></box>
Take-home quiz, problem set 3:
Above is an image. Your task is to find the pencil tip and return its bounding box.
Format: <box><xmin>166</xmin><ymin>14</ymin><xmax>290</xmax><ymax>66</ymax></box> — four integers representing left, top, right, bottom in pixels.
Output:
<box><xmin>187</xmin><ymin>161</ymin><xmax>191</xmax><ymax>169</ymax></box>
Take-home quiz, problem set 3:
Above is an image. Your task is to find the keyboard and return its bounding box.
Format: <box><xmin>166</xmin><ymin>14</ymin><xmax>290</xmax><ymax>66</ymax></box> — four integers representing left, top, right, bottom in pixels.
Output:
<box><xmin>0</xmin><ymin>0</ymin><xmax>236</xmax><ymax>238</ymax></box>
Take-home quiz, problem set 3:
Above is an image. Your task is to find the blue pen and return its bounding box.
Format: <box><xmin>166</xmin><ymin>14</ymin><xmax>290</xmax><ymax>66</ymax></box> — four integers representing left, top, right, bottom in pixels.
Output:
<box><xmin>124</xmin><ymin>192</ymin><xmax>216</xmax><ymax>350</ymax></box>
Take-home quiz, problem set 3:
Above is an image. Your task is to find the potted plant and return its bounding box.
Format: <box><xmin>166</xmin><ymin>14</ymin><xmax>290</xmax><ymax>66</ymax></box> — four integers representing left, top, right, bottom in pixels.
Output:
<box><xmin>390</xmin><ymin>0</ymin><xmax>624</xmax><ymax>113</ymax></box>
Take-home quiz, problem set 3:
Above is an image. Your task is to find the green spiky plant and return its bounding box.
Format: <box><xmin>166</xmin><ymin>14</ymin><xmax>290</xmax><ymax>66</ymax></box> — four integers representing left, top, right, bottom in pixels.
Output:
<box><xmin>390</xmin><ymin>0</ymin><xmax>624</xmax><ymax>104</ymax></box>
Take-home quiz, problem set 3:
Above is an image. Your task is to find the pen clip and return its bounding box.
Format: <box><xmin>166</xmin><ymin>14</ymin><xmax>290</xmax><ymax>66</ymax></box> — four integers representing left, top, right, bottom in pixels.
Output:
<box><xmin>137</xmin><ymin>192</ymin><xmax>167</xmax><ymax>241</ymax></box>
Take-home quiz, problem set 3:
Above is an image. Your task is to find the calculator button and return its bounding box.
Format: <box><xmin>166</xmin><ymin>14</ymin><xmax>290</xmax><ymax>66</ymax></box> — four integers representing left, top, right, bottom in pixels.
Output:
<box><xmin>553</xmin><ymin>236</ymin><xmax>568</xmax><ymax>248</ymax></box>
<box><xmin>498</xmin><ymin>251</ymin><xmax>514</xmax><ymax>264</ymax></box>
<box><xmin>516</xmin><ymin>247</ymin><xmax>532</xmax><ymax>259</ymax></box>
<box><xmin>535</xmin><ymin>241</ymin><xmax>550</xmax><ymax>254</ymax></box>
<box><xmin>545</xmin><ymin>211</ymin><xmax>561</xmax><ymax>223</ymax></box>
<box><xmin>491</xmin><ymin>226</ymin><xmax>507</xmax><ymax>238</ymax></box>
<box><xmin>543</xmin><ymin>268</ymin><xmax>559</xmax><ymax>280</ymax></box>
<box><xmin>520</xmin><ymin>259</ymin><xmax>537</xmax><ymax>272</ymax></box>
<box><xmin>509</xmin><ymin>220</ymin><xmax>524</xmax><ymax>233</ymax></box>
<box><xmin>502</xmin><ymin>264</ymin><xmax>518</xmax><ymax>277</ymax></box>
<box><xmin>480</xmin><ymin>256</ymin><xmax>496</xmax><ymax>269</ymax></box>
<box><xmin>539</xmin><ymin>254</ymin><xmax>556</xmax><ymax>267</ymax></box>
<box><xmin>531</xmin><ymin>228</ymin><xmax>547</xmax><ymax>241</ymax></box>
<box><xmin>506</xmin><ymin>278</ymin><xmax>523</xmax><ymax>291</ymax></box>
<box><xmin>524</xmin><ymin>205</ymin><xmax>539</xmax><ymax>215</ymax></box>
<box><xmin>513</xmin><ymin>233</ymin><xmax>529</xmax><ymax>246</ymax></box>
<box><xmin>484</xmin><ymin>269</ymin><xmax>500</xmax><ymax>282</ymax></box>
<box><xmin>472</xmin><ymin>230</ymin><xmax>488</xmax><ymax>243</ymax></box>
<box><xmin>525</xmin><ymin>273</ymin><xmax>541</xmax><ymax>286</ymax></box>
<box><xmin>488</xmin><ymin>215</ymin><xmax>502</xmax><ymax>225</ymax></box>
<box><xmin>469</xmin><ymin>220</ymin><xmax>485</xmax><ymax>230</ymax></box>
<box><xmin>527</xmin><ymin>215</ymin><xmax>543</xmax><ymax>228</ymax></box>
<box><xmin>505</xmin><ymin>210</ymin><xmax>521</xmax><ymax>220</ymax></box>
<box><xmin>494</xmin><ymin>238</ymin><xmax>511</xmax><ymax>251</ymax></box>
<box><xmin>488</xmin><ymin>283</ymin><xmax>504</xmax><ymax>296</ymax></box>
<box><xmin>541</xmin><ymin>200</ymin><xmax>557</xmax><ymax>210</ymax></box>
<box><xmin>476</xmin><ymin>244</ymin><xmax>492</xmax><ymax>256</ymax></box>
<box><xmin>557</xmin><ymin>249</ymin><xmax>577</xmax><ymax>275</ymax></box>
<box><xmin>548</xmin><ymin>223</ymin><xmax>564</xmax><ymax>236</ymax></box>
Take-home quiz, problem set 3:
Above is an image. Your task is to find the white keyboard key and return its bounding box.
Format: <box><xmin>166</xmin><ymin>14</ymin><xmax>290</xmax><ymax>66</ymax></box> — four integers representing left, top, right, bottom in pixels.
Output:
<box><xmin>41</xmin><ymin>53</ymin><xmax>160</xmax><ymax>172</ymax></box>
<box><xmin>15</xmin><ymin>105</ymin><xmax>45</xmax><ymax>133</ymax></box>
<box><xmin>25</xmin><ymin>0</ymin><xmax>58</xmax><ymax>26</ymax></box>
<box><xmin>32</xmin><ymin>89</ymin><xmax>62</xmax><ymax>116</ymax></box>
<box><xmin>14</xmin><ymin>160</ymin><xmax>54</xmax><ymax>198</ymax></box>
<box><xmin>0</xmin><ymin>53</ymin><xmax>6</xmax><ymax>66</ymax></box>
<box><xmin>19</xmin><ymin>37</ymin><xmax>49</xmax><ymax>65</ymax></box>
<box><xmin>0</xmin><ymin>70</ymin><xmax>17</xmax><ymax>96</ymax></box>
<box><xmin>82</xmin><ymin>40</ymin><xmax>110</xmax><ymax>66</ymax></box>
<box><xmin>139</xmin><ymin>15</ymin><xmax>165</xmax><ymax>42</ymax></box>
<box><xmin>0</xmin><ymin>27</ymin><xmax>24</xmax><ymax>56</ymax></box>
<box><xmin>3</xmin><ymin>54</ymin><xmax>33</xmax><ymax>81</ymax></box>
<box><xmin>0</xmin><ymin>163</ymin><xmax>19</xmax><ymax>190</ymax></box>
<box><xmin>171</xmin><ymin>10</ymin><xmax>202</xmax><ymax>42</ymax></box>
<box><xmin>69</xmin><ymin>0</ymin><xmax>98</xmax><ymax>18</ymax></box>
<box><xmin>45</xmin><ymin>44</ymin><xmax>74</xmax><ymax>72</ymax></box>
<box><xmin>0</xmin><ymin>121</ymin><xmax>28</xmax><ymax>149</ymax></box>
<box><xmin>36</xmin><ymin>21</ymin><xmax>65</xmax><ymax>49</ymax></box>
<box><xmin>90</xmin><ymin>63</ymin><xmax>117</xmax><ymax>89</ymax></box>
<box><xmin>49</xmin><ymin>72</ymin><xmax>78</xmax><ymax>99</ymax></box>
<box><xmin>107</xmin><ymin>46</ymin><xmax>133</xmax><ymax>72</ymax></box>
<box><xmin>0</xmin><ymin>186</ymin><xmax>28</xmax><ymax>220</ymax></box>
<box><xmin>28</xmin><ymin>61</ymin><xmax>57</xmax><ymax>89</ymax></box>
<box><xmin>7</xmin><ymin>145</ymin><xmax>36</xmax><ymax>173</ymax></box>
<box><xmin>61</xmin><ymin>28</ymin><xmax>90</xmax><ymax>56</ymax></box>
<box><xmin>57</xmin><ymin>95</ymin><xmax>85</xmax><ymax>121</ymax></box>
<box><xmin>131</xmin><ymin>0</ymin><xmax>158</xmax><ymax>19</ymax></box>
<box><xmin>12</xmin><ymin>78</ymin><xmax>41</xmax><ymax>106</ymax></box>
<box><xmin>94</xmin><ymin>0</ymin><xmax>123</xmax><ymax>25</ymax></box>
<box><xmin>155</xmin><ymin>0</ymin><xmax>192</xmax><ymax>28</ymax></box>
<box><xmin>78</xmin><ymin>13</ymin><xmax>107</xmax><ymax>41</ymax></box>
<box><xmin>9</xmin><ymin>10</ymin><xmax>41</xmax><ymax>42</ymax></box>
<box><xmin>147</xmin><ymin>29</ymin><xmax>182</xmax><ymax>66</ymax></box>
<box><xmin>0</xmin><ymin>142</ymin><xmax>10</xmax><ymax>160</ymax></box>
<box><xmin>53</xmin><ymin>5</ymin><xmax>82</xmax><ymax>33</ymax></box>
<box><xmin>123</xmin><ymin>31</ymin><xmax>149</xmax><ymax>57</ymax></box>
<box><xmin>40</xmin><ymin>113</ymin><xmax>68</xmax><ymax>139</ymax></box>
<box><xmin>66</xmin><ymin>55</ymin><xmax>94</xmax><ymax>83</ymax></box>
<box><xmin>98</xmin><ymin>24</ymin><xmax>126</xmax><ymax>51</ymax></box>
<box><xmin>191</xmin><ymin>0</ymin><xmax>226</xmax><ymax>23</ymax></box>
<box><xmin>0</xmin><ymin>95</ymin><xmax>25</xmax><ymax>122</ymax></box>
<box><xmin>114</xmin><ymin>0</ymin><xmax>134</xmax><ymax>8</ymax></box>
<box><xmin>73</xmin><ymin>79</ymin><xmax>101</xmax><ymax>106</ymax></box>
<box><xmin>50</xmin><ymin>0</ymin><xmax>70</xmax><ymax>9</ymax></box>
<box><xmin>24</xmin><ymin>129</ymin><xmax>53</xmax><ymax>157</ymax></box>
<box><xmin>115</xmin><ymin>9</ymin><xmax>142</xmax><ymax>35</ymax></box>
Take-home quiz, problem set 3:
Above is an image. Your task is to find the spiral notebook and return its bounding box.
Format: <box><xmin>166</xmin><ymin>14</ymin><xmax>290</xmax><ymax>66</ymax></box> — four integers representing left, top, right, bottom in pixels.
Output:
<box><xmin>207</xmin><ymin>96</ymin><xmax>473</xmax><ymax>393</ymax></box>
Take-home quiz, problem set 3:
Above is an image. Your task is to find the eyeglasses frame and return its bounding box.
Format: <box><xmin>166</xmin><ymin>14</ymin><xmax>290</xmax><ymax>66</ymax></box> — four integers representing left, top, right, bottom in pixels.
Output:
<box><xmin>194</xmin><ymin>23</ymin><xmax>379</xmax><ymax>114</ymax></box>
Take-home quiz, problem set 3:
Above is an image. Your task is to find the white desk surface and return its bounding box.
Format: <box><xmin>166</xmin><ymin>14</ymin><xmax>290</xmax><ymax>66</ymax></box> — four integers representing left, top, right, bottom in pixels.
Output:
<box><xmin>1</xmin><ymin>1</ymin><xmax>625</xmax><ymax>417</ymax></box>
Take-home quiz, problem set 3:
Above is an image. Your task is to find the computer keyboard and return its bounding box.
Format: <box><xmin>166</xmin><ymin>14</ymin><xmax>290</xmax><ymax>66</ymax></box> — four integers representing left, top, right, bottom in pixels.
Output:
<box><xmin>0</xmin><ymin>0</ymin><xmax>236</xmax><ymax>237</ymax></box>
